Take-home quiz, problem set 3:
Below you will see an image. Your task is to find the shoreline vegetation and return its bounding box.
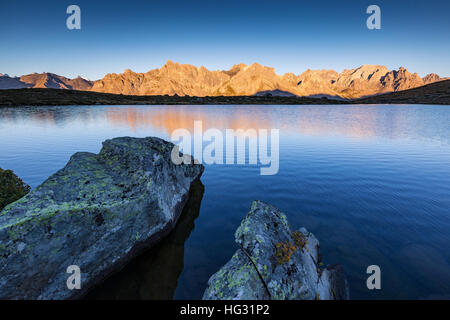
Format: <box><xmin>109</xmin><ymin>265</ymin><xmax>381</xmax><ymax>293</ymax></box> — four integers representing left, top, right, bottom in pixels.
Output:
<box><xmin>0</xmin><ymin>79</ymin><xmax>449</xmax><ymax>107</ymax></box>
<box><xmin>0</xmin><ymin>168</ymin><xmax>30</xmax><ymax>212</ymax></box>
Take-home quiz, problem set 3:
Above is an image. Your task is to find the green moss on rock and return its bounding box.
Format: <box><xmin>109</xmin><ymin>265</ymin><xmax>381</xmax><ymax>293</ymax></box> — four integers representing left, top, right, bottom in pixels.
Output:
<box><xmin>203</xmin><ymin>201</ymin><xmax>350</xmax><ymax>300</ymax></box>
<box><xmin>0</xmin><ymin>136</ymin><xmax>204</xmax><ymax>299</ymax></box>
<box><xmin>0</xmin><ymin>168</ymin><xmax>30</xmax><ymax>212</ymax></box>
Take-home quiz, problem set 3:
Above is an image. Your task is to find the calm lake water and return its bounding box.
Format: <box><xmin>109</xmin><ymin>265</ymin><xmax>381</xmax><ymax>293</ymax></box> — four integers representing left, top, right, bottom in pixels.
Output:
<box><xmin>1</xmin><ymin>105</ymin><xmax>449</xmax><ymax>299</ymax></box>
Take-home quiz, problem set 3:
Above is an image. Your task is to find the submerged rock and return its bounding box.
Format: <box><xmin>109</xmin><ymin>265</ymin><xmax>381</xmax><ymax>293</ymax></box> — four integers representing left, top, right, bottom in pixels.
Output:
<box><xmin>0</xmin><ymin>137</ymin><xmax>203</xmax><ymax>299</ymax></box>
<box><xmin>203</xmin><ymin>201</ymin><xmax>349</xmax><ymax>300</ymax></box>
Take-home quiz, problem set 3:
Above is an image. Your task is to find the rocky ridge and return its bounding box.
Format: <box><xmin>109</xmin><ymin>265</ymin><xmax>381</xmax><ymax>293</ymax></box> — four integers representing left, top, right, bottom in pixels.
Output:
<box><xmin>0</xmin><ymin>73</ymin><xmax>93</xmax><ymax>91</ymax></box>
<box><xmin>1</xmin><ymin>62</ymin><xmax>445</xmax><ymax>99</ymax></box>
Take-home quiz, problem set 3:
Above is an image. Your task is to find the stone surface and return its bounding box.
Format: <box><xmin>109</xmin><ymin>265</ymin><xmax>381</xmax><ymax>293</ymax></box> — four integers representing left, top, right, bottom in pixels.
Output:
<box><xmin>0</xmin><ymin>136</ymin><xmax>203</xmax><ymax>299</ymax></box>
<box><xmin>0</xmin><ymin>168</ymin><xmax>30</xmax><ymax>212</ymax></box>
<box><xmin>91</xmin><ymin>62</ymin><xmax>442</xmax><ymax>99</ymax></box>
<box><xmin>85</xmin><ymin>179</ymin><xmax>204</xmax><ymax>300</ymax></box>
<box><xmin>203</xmin><ymin>201</ymin><xmax>349</xmax><ymax>300</ymax></box>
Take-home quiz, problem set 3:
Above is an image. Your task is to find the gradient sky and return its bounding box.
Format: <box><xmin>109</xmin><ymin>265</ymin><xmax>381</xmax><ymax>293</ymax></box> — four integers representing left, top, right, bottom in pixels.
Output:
<box><xmin>1</xmin><ymin>0</ymin><xmax>449</xmax><ymax>80</ymax></box>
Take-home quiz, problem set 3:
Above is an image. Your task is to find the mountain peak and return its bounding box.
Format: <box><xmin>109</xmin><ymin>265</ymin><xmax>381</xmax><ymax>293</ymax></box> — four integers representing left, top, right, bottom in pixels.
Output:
<box><xmin>1</xmin><ymin>62</ymin><xmax>444</xmax><ymax>99</ymax></box>
<box><xmin>359</xmin><ymin>64</ymin><xmax>384</xmax><ymax>68</ymax></box>
<box><xmin>232</xmin><ymin>63</ymin><xmax>247</xmax><ymax>68</ymax></box>
<box><xmin>423</xmin><ymin>73</ymin><xmax>441</xmax><ymax>84</ymax></box>
<box><xmin>164</xmin><ymin>60</ymin><xmax>178</xmax><ymax>67</ymax></box>
<box><xmin>355</xmin><ymin>64</ymin><xmax>389</xmax><ymax>73</ymax></box>
<box><xmin>223</xmin><ymin>64</ymin><xmax>247</xmax><ymax>78</ymax></box>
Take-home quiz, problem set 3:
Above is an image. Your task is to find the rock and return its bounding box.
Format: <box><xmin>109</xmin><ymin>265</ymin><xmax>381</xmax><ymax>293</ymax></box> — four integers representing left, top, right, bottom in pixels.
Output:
<box><xmin>1</xmin><ymin>62</ymin><xmax>443</xmax><ymax>100</ymax></box>
<box><xmin>85</xmin><ymin>179</ymin><xmax>205</xmax><ymax>300</ymax></box>
<box><xmin>0</xmin><ymin>136</ymin><xmax>204</xmax><ymax>299</ymax></box>
<box><xmin>203</xmin><ymin>201</ymin><xmax>349</xmax><ymax>300</ymax></box>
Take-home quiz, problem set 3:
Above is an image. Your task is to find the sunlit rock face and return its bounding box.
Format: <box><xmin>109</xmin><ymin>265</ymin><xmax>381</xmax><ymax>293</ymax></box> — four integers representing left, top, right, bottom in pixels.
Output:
<box><xmin>85</xmin><ymin>179</ymin><xmax>205</xmax><ymax>300</ymax></box>
<box><xmin>423</xmin><ymin>73</ymin><xmax>441</xmax><ymax>85</ymax></box>
<box><xmin>1</xmin><ymin>62</ymin><xmax>443</xmax><ymax>99</ymax></box>
<box><xmin>0</xmin><ymin>136</ymin><xmax>203</xmax><ymax>299</ymax></box>
<box><xmin>90</xmin><ymin>62</ymin><xmax>442</xmax><ymax>99</ymax></box>
<box><xmin>0</xmin><ymin>73</ymin><xmax>93</xmax><ymax>90</ymax></box>
<box><xmin>203</xmin><ymin>201</ymin><xmax>349</xmax><ymax>300</ymax></box>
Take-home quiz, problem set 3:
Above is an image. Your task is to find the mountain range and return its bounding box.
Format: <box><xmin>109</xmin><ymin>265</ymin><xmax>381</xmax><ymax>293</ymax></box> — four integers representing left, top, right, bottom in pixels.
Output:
<box><xmin>1</xmin><ymin>61</ymin><xmax>446</xmax><ymax>99</ymax></box>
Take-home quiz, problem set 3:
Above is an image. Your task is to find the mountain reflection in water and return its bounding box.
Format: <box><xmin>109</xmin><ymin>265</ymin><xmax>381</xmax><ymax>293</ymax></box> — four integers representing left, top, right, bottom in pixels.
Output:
<box><xmin>1</xmin><ymin>104</ymin><xmax>449</xmax><ymax>299</ymax></box>
<box><xmin>2</xmin><ymin>104</ymin><xmax>449</xmax><ymax>144</ymax></box>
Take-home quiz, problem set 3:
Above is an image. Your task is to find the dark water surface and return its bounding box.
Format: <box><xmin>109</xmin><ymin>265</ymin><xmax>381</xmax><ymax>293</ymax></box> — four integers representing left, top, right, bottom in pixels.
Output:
<box><xmin>1</xmin><ymin>105</ymin><xmax>449</xmax><ymax>299</ymax></box>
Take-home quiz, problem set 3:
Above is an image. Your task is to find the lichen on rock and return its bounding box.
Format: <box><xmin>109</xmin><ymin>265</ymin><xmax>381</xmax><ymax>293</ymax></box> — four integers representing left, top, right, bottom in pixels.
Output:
<box><xmin>0</xmin><ymin>136</ymin><xmax>203</xmax><ymax>299</ymax></box>
<box><xmin>203</xmin><ymin>201</ymin><xmax>349</xmax><ymax>300</ymax></box>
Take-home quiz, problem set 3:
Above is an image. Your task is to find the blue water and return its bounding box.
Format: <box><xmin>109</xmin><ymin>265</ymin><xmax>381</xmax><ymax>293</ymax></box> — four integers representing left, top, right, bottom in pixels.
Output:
<box><xmin>1</xmin><ymin>105</ymin><xmax>449</xmax><ymax>299</ymax></box>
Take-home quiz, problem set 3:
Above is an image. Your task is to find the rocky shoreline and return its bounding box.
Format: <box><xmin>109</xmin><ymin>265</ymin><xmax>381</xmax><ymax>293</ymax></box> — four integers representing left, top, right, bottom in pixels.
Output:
<box><xmin>0</xmin><ymin>136</ymin><xmax>349</xmax><ymax>300</ymax></box>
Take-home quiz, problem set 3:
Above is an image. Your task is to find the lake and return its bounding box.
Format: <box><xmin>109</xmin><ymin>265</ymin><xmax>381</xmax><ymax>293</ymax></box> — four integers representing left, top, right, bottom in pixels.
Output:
<box><xmin>0</xmin><ymin>104</ymin><xmax>449</xmax><ymax>299</ymax></box>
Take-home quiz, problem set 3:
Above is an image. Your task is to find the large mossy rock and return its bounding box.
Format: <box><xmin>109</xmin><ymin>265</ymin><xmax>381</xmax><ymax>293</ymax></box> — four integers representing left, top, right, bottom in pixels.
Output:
<box><xmin>203</xmin><ymin>201</ymin><xmax>349</xmax><ymax>300</ymax></box>
<box><xmin>0</xmin><ymin>137</ymin><xmax>203</xmax><ymax>299</ymax></box>
<box><xmin>85</xmin><ymin>179</ymin><xmax>205</xmax><ymax>300</ymax></box>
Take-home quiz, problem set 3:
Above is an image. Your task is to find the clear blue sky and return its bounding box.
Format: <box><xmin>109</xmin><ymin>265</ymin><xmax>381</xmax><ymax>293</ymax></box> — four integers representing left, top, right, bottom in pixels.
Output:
<box><xmin>1</xmin><ymin>0</ymin><xmax>449</xmax><ymax>80</ymax></box>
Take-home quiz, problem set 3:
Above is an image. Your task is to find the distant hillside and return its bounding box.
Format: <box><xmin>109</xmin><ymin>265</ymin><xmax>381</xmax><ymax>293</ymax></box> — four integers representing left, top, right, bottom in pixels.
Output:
<box><xmin>0</xmin><ymin>88</ymin><xmax>347</xmax><ymax>107</ymax></box>
<box><xmin>0</xmin><ymin>80</ymin><xmax>449</xmax><ymax>107</ymax></box>
<box><xmin>0</xmin><ymin>62</ymin><xmax>447</xmax><ymax>100</ymax></box>
<box><xmin>355</xmin><ymin>79</ymin><xmax>450</xmax><ymax>105</ymax></box>
<box><xmin>0</xmin><ymin>73</ymin><xmax>92</xmax><ymax>91</ymax></box>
